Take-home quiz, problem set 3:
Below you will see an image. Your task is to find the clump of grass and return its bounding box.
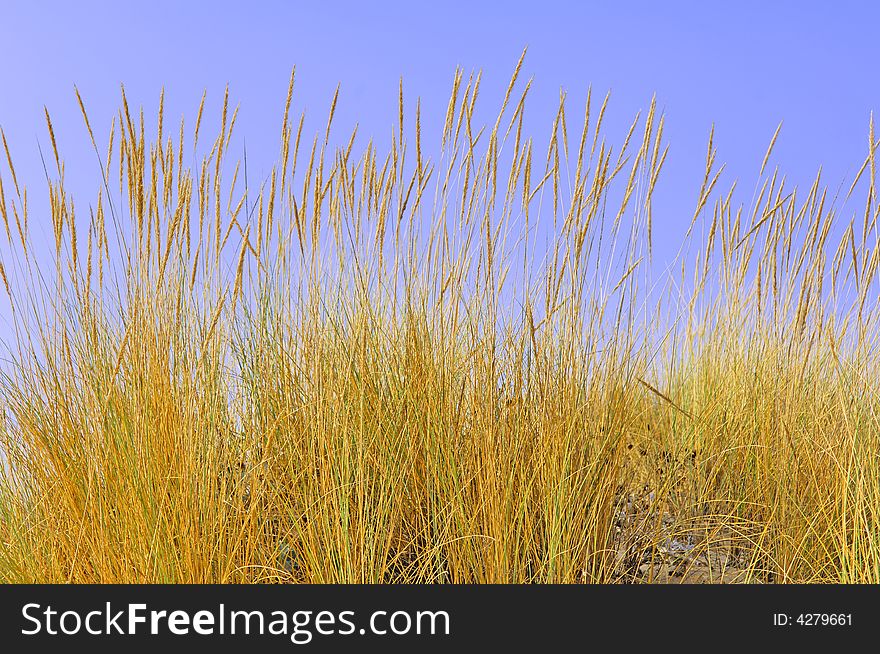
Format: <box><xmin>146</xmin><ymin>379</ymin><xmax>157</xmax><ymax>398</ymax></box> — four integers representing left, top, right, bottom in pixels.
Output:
<box><xmin>1</xmin><ymin>57</ymin><xmax>879</xmax><ymax>583</ymax></box>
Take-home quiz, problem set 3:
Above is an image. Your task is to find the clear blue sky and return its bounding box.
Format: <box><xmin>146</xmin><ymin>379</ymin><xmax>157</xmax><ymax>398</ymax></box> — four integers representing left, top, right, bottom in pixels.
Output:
<box><xmin>0</xmin><ymin>1</ymin><xmax>878</xmax><ymax>325</ymax></box>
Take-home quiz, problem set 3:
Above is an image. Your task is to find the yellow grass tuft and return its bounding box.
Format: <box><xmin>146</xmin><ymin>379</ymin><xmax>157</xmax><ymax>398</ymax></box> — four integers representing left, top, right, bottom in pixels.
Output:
<box><xmin>0</xmin><ymin>66</ymin><xmax>879</xmax><ymax>584</ymax></box>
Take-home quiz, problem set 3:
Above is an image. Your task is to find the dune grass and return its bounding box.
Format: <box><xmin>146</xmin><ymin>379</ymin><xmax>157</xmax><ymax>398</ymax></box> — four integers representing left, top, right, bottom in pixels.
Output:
<box><xmin>1</xmin><ymin>59</ymin><xmax>879</xmax><ymax>583</ymax></box>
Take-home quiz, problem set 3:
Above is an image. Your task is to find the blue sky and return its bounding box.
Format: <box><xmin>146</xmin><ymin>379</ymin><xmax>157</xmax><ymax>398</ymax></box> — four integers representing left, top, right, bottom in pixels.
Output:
<box><xmin>0</xmin><ymin>1</ymin><xmax>878</xmax><ymax>334</ymax></box>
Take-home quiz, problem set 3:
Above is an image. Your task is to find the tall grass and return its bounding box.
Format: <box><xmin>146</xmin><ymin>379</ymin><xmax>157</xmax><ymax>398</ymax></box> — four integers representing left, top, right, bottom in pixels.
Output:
<box><xmin>1</xmin><ymin>59</ymin><xmax>879</xmax><ymax>583</ymax></box>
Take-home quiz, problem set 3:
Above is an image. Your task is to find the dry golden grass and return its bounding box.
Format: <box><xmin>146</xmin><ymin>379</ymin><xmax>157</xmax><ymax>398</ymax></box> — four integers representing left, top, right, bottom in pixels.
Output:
<box><xmin>1</xmin><ymin>59</ymin><xmax>879</xmax><ymax>583</ymax></box>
